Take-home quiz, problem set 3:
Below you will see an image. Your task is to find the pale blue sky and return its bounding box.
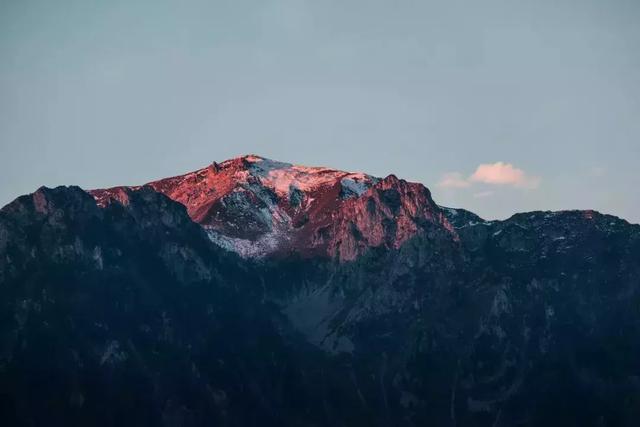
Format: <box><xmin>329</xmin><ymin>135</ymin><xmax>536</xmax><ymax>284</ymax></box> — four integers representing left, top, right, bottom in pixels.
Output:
<box><xmin>1</xmin><ymin>0</ymin><xmax>639</xmax><ymax>222</ymax></box>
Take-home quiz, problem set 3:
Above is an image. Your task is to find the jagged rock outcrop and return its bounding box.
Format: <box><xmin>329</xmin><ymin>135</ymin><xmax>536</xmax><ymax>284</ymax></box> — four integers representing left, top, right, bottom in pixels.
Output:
<box><xmin>90</xmin><ymin>155</ymin><xmax>455</xmax><ymax>261</ymax></box>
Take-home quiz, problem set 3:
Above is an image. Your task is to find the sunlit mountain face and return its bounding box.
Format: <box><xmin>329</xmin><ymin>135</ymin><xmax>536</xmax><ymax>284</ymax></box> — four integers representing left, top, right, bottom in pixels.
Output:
<box><xmin>90</xmin><ymin>155</ymin><xmax>456</xmax><ymax>261</ymax></box>
<box><xmin>1</xmin><ymin>156</ymin><xmax>639</xmax><ymax>426</ymax></box>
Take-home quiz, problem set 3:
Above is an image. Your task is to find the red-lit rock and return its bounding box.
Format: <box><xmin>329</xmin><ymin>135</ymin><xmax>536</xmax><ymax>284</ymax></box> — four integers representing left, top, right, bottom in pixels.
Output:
<box><xmin>90</xmin><ymin>155</ymin><xmax>456</xmax><ymax>260</ymax></box>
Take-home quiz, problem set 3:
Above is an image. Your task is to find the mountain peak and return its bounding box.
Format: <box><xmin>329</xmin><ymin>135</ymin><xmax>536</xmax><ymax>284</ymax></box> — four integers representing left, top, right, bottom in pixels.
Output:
<box><xmin>213</xmin><ymin>154</ymin><xmax>377</xmax><ymax>196</ymax></box>
<box><xmin>90</xmin><ymin>156</ymin><xmax>455</xmax><ymax>260</ymax></box>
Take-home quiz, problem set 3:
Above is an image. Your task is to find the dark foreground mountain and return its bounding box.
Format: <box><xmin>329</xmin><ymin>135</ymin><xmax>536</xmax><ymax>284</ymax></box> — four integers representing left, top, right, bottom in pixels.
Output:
<box><xmin>1</xmin><ymin>156</ymin><xmax>639</xmax><ymax>426</ymax></box>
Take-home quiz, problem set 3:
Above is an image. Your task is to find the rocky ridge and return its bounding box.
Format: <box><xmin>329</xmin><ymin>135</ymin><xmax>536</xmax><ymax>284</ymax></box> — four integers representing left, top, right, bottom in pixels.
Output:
<box><xmin>90</xmin><ymin>155</ymin><xmax>455</xmax><ymax>261</ymax></box>
<box><xmin>1</xmin><ymin>156</ymin><xmax>640</xmax><ymax>426</ymax></box>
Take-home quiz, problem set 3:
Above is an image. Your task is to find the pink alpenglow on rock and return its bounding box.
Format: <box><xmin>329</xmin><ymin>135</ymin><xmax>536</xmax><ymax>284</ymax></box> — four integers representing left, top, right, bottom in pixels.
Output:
<box><xmin>90</xmin><ymin>155</ymin><xmax>457</xmax><ymax>261</ymax></box>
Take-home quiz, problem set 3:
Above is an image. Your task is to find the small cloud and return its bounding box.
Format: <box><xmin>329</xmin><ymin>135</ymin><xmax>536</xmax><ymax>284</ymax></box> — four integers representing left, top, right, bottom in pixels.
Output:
<box><xmin>473</xmin><ymin>190</ymin><xmax>494</xmax><ymax>198</ymax></box>
<box><xmin>437</xmin><ymin>172</ymin><xmax>471</xmax><ymax>188</ymax></box>
<box><xmin>470</xmin><ymin>162</ymin><xmax>540</xmax><ymax>189</ymax></box>
<box><xmin>590</xmin><ymin>166</ymin><xmax>606</xmax><ymax>177</ymax></box>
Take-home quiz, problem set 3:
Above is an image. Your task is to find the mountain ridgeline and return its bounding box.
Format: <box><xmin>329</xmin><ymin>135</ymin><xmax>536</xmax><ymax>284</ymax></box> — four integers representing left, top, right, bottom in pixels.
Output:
<box><xmin>1</xmin><ymin>155</ymin><xmax>639</xmax><ymax>426</ymax></box>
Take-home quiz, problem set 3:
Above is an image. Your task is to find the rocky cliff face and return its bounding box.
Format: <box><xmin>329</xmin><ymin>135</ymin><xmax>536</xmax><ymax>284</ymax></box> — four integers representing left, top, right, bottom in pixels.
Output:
<box><xmin>90</xmin><ymin>155</ymin><xmax>455</xmax><ymax>261</ymax></box>
<box><xmin>2</xmin><ymin>156</ymin><xmax>640</xmax><ymax>426</ymax></box>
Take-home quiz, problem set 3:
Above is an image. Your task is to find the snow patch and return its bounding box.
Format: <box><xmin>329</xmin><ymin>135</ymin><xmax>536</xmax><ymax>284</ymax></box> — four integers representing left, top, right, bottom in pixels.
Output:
<box><xmin>205</xmin><ymin>226</ymin><xmax>288</xmax><ymax>258</ymax></box>
<box><xmin>340</xmin><ymin>176</ymin><xmax>371</xmax><ymax>198</ymax></box>
<box><xmin>242</xmin><ymin>156</ymin><xmax>377</xmax><ymax>198</ymax></box>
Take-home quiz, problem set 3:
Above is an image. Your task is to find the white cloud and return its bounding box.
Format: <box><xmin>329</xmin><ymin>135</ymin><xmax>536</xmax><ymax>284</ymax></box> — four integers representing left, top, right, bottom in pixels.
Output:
<box><xmin>437</xmin><ymin>162</ymin><xmax>540</xmax><ymax>191</ymax></box>
<box><xmin>437</xmin><ymin>172</ymin><xmax>472</xmax><ymax>188</ymax></box>
<box><xmin>469</xmin><ymin>162</ymin><xmax>540</xmax><ymax>189</ymax></box>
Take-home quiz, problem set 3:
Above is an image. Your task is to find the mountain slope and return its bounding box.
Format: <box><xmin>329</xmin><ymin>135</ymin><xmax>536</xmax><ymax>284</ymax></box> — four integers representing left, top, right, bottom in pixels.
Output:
<box><xmin>90</xmin><ymin>155</ymin><xmax>456</xmax><ymax>261</ymax></box>
<box><xmin>2</xmin><ymin>157</ymin><xmax>640</xmax><ymax>426</ymax></box>
<box><xmin>0</xmin><ymin>186</ymin><xmax>375</xmax><ymax>426</ymax></box>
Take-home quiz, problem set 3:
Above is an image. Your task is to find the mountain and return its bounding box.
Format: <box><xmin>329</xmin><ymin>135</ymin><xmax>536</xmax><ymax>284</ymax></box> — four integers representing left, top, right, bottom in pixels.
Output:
<box><xmin>0</xmin><ymin>186</ymin><xmax>367</xmax><ymax>426</ymax></box>
<box><xmin>90</xmin><ymin>155</ymin><xmax>455</xmax><ymax>261</ymax></box>
<box><xmin>1</xmin><ymin>155</ymin><xmax>640</xmax><ymax>426</ymax></box>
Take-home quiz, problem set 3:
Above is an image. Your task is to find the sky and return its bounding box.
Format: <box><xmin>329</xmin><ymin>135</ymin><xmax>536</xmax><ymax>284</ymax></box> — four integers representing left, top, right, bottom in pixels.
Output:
<box><xmin>1</xmin><ymin>0</ymin><xmax>639</xmax><ymax>222</ymax></box>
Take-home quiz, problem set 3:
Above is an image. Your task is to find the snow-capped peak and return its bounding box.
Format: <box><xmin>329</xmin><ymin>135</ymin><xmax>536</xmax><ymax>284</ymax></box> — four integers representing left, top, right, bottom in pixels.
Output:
<box><xmin>90</xmin><ymin>155</ymin><xmax>455</xmax><ymax>261</ymax></box>
<box><xmin>218</xmin><ymin>155</ymin><xmax>378</xmax><ymax>199</ymax></box>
